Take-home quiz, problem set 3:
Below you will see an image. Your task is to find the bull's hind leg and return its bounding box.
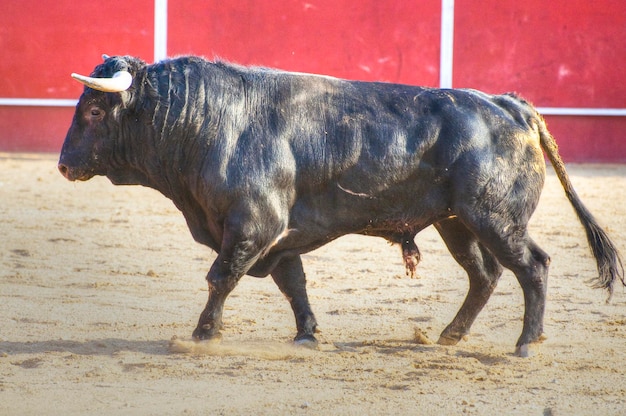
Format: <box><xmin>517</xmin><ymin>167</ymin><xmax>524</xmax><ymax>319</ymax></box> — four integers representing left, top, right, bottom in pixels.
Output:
<box><xmin>434</xmin><ymin>217</ymin><xmax>503</xmax><ymax>345</ymax></box>
<box><xmin>271</xmin><ymin>255</ymin><xmax>319</xmax><ymax>348</ymax></box>
<box><xmin>459</xmin><ymin>216</ymin><xmax>551</xmax><ymax>357</ymax></box>
<box><xmin>509</xmin><ymin>238</ymin><xmax>551</xmax><ymax>356</ymax></box>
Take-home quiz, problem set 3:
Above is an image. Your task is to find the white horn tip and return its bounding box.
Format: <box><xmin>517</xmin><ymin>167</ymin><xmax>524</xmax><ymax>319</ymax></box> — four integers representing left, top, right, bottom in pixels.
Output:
<box><xmin>111</xmin><ymin>71</ymin><xmax>133</xmax><ymax>90</ymax></box>
<box><xmin>70</xmin><ymin>71</ymin><xmax>132</xmax><ymax>93</ymax></box>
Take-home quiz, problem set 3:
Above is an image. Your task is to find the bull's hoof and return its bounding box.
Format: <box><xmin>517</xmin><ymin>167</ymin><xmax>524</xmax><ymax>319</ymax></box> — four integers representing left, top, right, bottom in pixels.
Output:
<box><xmin>437</xmin><ymin>335</ymin><xmax>460</xmax><ymax>346</ymax></box>
<box><xmin>294</xmin><ymin>335</ymin><xmax>319</xmax><ymax>350</ymax></box>
<box><xmin>515</xmin><ymin>344</ymin><xmax>532</xmax><ymax>358</ymax></box>
<box><xmin>192</xmin><ymin>326</ymin><xmax>222</xmax><ymax>343</ymax></box>
<box><xmin>514</xmin><ymin>333</ymin><xmax>546</xmax><ymax>357</ymax></box>
<box><xmin>437</xmin><ymin>329</ymin><xmax>468</xmax><ymax>346</ymax></box>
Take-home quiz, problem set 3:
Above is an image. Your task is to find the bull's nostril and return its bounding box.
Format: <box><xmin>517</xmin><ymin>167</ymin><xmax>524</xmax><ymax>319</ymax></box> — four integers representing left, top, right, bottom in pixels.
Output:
<box><xmin>58</xmin><ymin>164</ymin><xmax>68</xmax><ymax>176</ymax></box>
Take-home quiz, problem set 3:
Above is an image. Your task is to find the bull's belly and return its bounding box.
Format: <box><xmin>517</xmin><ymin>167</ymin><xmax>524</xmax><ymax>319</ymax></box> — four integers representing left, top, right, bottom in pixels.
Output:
<box><xmin>248</xmin><ymin>180</ymin><xmax>450</xmax><ymax>276</ymax></box>
<box><xmin>247</xmin><ymin>209</ymin><xmax>446</xmax><ymax>278</ymax></box>
<box><xmin>276</xmin><ymin>193</ymin><xmax>446</xmax><ymax>252</ymax></box>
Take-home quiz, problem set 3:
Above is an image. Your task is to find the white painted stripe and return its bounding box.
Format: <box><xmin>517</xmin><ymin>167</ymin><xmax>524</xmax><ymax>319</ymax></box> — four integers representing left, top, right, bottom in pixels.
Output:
<box><xmin>537</xmin><ymin>107</ymin><xmax>626</xmax><ymax>117</ymax></box>
<box><xmin>0</xmin><ymin>98</ymin><xmax>625</xmax><ymax>117</ymax></box>
<box><xmin>154</xmin><ymin>0</ymin><xmax>168</xmax><ymax>62</ymax></box>
<box><xmin>440</xmin><ymin>0</ymin><xmax>455</xmax><ymax>89</ymax></box>
<box><xmin>0</xmin><ymin>98</ymin><xmax>77</xmax><ymax>107</ymax></box>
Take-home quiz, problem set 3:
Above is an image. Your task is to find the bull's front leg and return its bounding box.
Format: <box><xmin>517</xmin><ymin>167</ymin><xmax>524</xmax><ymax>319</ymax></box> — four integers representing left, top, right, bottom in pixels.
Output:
<box><xmin>192</xmin><ymin>204</ymin><xmax>287</xmax><ymax>342</ymax></box>
<box><xmin>192</xmin><ymin>258</ymin><xmax>242</xmax><ymax>341</ymax></box>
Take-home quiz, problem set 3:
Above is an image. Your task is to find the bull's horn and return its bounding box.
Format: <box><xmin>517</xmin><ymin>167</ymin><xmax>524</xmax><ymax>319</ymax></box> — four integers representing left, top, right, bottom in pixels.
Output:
<box><xmin>70</xmin><ymin>70</ymin><xmax>133</xmax><ymax>93</ymax></box>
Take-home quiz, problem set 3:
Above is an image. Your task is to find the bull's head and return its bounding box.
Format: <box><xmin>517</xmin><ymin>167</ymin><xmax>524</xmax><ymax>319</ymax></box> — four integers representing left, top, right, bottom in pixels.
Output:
<box><xmin>58</xmin><ymin>55</ymin><xmax>144</xmax><ymax>183</ymax></box>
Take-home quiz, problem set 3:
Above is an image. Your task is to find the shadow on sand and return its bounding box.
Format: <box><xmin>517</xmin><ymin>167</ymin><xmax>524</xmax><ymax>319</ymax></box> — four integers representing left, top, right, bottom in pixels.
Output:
<box><xmin>0</xmin><ymin>338</ymin><xmax>170</xmax><ymax>356</ymax></box>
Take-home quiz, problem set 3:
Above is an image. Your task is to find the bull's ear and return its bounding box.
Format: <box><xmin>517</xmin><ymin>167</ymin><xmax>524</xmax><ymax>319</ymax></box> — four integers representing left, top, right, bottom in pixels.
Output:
<box><xmin>102</xmin><ymin>54</ymin><xmax>110</xmax><ymax>61</ymax></box>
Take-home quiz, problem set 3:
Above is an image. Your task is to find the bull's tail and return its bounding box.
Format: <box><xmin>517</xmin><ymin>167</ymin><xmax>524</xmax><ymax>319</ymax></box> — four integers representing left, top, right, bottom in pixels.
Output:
<box><xmin>537</xmin><ymin>117</ymin><xmax>624</xmax><ymax>299</ymax></box>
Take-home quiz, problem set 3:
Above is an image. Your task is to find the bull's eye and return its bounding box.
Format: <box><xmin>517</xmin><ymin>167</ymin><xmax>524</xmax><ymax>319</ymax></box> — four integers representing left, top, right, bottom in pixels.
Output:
<box><xmin>83</xmin><ymin>105</ymin><xmax>105</xmax><ymax>123</ymax></box>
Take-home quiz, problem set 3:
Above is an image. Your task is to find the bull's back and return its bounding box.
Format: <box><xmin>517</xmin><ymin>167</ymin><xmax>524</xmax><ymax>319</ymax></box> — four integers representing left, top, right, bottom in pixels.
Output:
<box><xmin>284</xmin><ymin>81</ymin><xmax>542</xmax><ymax>195</ymax></box>
<box><xmin>281</xmin><ymin>78</ymin><xmax>442</xmax><ymax>195</ymax></box>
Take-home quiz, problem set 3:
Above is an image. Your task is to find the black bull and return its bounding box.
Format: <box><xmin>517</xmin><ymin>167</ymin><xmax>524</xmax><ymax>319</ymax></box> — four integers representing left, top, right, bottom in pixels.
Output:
<box><xmin>58</xmin><ymin>55</ymin><xmax>623</xmax><ymax>356</ymax></box>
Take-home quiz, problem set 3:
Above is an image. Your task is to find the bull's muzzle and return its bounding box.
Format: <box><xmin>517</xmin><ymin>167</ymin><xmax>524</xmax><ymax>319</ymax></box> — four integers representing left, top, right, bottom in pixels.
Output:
<box><xmin>57</xmin><ymin>162</ymin><xmax>94</xmax><ymax>182</ymax></box>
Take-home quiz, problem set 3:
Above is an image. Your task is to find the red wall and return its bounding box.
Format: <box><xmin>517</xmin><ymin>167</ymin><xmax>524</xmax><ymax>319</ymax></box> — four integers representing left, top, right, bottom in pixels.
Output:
<box><xmin>1</xmin><ymin>0</ymin><xmax>624</xmax><ymax>161</ymax></box>
<box><xmin>453</xmin><ymin>0</ymin><xmax>626</xmax><ymax>162</ymax></box>
<box><xmin>0</xmin><ymin>0</ymin><xmax>153</xmax><ymax>99</ymax></box>
<box><xmin>168</xmin><ymin>0</ymin><xmax>441</xmax><ymax>85</ymax></box>
<box><xmin>455</xmin><ymin>0</ymin><xmax>625</xmax><ymax>108</ymax></box>
<box><xmin>0</xmin><ymin>0</ymin><xmax>154</xmax><ymax>152</ymax></box>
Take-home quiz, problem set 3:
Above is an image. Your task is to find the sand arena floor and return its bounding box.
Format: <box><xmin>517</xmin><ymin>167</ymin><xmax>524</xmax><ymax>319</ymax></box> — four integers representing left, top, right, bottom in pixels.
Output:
<box><xmin>1</xmin><ymin>153</ymin><xmax>625</xmax><ymax>415</ymax></box>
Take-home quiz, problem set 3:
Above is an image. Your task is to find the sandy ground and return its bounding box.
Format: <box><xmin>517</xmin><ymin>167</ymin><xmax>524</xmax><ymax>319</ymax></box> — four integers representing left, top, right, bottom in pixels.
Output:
<box><xmin>1</xmin><ymin>153</ymin><xmax>625</xmax><ymax>415</ymax></box>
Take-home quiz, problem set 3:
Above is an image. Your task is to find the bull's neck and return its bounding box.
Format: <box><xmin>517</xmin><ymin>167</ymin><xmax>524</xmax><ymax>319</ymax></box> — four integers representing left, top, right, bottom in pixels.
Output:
<box><xmin>115</xmin><ymin>61</ymin><xmax>234</xmax><ymax>203</ymax></box>
<box><xmin>117</xmin><ymin>113</ymin><xmax>209</xmax><ymax>210</ymax></box>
